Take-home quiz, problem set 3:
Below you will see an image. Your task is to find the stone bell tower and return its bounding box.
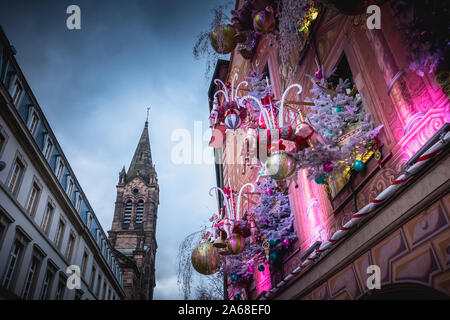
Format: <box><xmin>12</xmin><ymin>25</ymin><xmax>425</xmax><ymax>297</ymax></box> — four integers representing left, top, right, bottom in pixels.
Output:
<box><xmin>108</xmin><ymin>119</ymin><xmax>159</xmax><ymax>300</ymax></box>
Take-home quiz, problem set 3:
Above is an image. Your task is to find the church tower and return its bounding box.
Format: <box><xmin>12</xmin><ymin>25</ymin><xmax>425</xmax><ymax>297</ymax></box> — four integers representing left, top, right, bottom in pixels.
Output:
<box><xmin>108</xmin><ymin>120</ymin><xmax>159</xmax><ymax>300</ymax></box>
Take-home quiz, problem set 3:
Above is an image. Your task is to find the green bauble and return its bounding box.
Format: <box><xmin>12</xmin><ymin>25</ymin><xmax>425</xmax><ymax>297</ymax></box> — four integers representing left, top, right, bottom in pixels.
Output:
<box><xmin>210</xmin><ymin>25</ymin><xmax>237</xmax><ymax>54</ymax></box>
<box><xmin>191</xmin><ymin>241</ymin><xmax>222</xmax><ymax>275</ymax></box>
<box><xmin>265</xmin><ymin>151</ymin><xmax>297</xmax><ymax>180</ymax></box>
<box><xmin>353</xmin><ymin>160</ymin><xmax>365</xmax><ymax>172</ymax></box>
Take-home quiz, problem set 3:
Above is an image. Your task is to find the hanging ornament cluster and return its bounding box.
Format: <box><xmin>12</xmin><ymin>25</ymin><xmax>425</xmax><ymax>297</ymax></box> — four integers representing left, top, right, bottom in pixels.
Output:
<box><xmin>209</xmin><ymin>74</ymin><xmax>250</xmax><ymax>130</ymax></box>
<box><xmin>208</xmin><ymin>180</ymin><xmax>258</xmax><ymax>253</ymax></box>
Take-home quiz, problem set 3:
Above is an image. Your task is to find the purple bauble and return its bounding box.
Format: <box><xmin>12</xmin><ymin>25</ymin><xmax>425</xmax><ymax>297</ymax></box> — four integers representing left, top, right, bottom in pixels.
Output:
<box><xmin>261</xmin><ymin>219</ymin><xmax>268</xmax><ymax>224</ymax></box>
<box><xmin>265</xmin><ymin>188</ymin><xmax>273</xmax><ymax>195</ymax></box>
<box><xmin>315</xmin><ymin>69</ymin><xmax>322</xmax><ymax>79</ymax></box>
<box><xmin>282</xmin><ymin>239</ymin><xmax>290</xmax><ymax>248</ymax></box>
<box><xmin>323</xmin><ymin>161</ymin><xmax>334</xmax><ymax>173</ymax></box>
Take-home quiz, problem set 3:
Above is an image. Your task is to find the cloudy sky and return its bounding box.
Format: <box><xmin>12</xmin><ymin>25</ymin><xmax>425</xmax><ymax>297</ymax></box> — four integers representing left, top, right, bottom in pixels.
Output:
<box><xmin>0</xmin><ymin>0</ymin><xmax>231</xmax><ymax>299</ymax></box>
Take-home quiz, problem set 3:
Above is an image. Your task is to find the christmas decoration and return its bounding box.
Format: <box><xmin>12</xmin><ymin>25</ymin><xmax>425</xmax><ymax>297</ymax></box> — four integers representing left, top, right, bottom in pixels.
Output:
<box><xmin>233</xmin><ymin>293</ymin><xmax>241</xmax><ymax>300</ymax></box>
<box><xmin>277</xmin><ymin>0</ymin><xmax>322</xmax><ymax>66</ymax></box>
<box><xmin>264</xmin><ymin>131</ymin><xmax>450</xmax><ymax>299</ymax></box>
<box><xmin>282</xmin><ymin>238</ymin><xmax>291</xmax><ymax>248</ymax></box>
<box><xmin>224</xmin><ymin>109</ymin><xmax>242</xmax><ymax>130</ymax></box>
<box><xmin>323</xmin><ymin>161</ymin><xmax>333</xmax><ymax>173</ymax></box>
<box><xmin>226</xmin><ymin>178</ymin><xmax>297</xmax><ymax>285</ymax></box>
<box><xmin>314</xmin><ymin>174</ymin><xmax>327</xmax><ymax>185</ymax></box>
<box><xmin>210</xmin><ymin>24</ymin><xmax>237</xmax><ymax>54</ymax></box>
<box><xmin>209</xmin><ymin>74</ymin><xmax>249</xmax><ymax>130</ymax></box>
<box><xmin>390</xmin><ymin>0</ymin><xmax>449</xmax><ymax>76</ymax></box>
<box><xmin>191</xmin><ymin>240</ymin><xmax>222</xmax><ymax>276</ymax></box>
<box><xmin>352</xmin><ymin>160</ymin><xmax>365</xmax><ymax>172</ymax></box>
<box><xmin>227</xmin><ymin>233</ymin><xmax>246</xmax><ymax>254</ymax></box>
<box><xmin>253</xmin><ymin>6</ymin><xmax>276</xmax><ymax>35</ymax></box>
<box><xmin>230</xmin><ymin>273</ymin><xmax>239</xmax><ymax>282</ymax></box>
<box><xmin>193</xmin><ymin>4</ymin><xmax>234</xmax><ymax>76</ymax></box>
<box><xmin>209</xmin><ymin>181</ymin><xmax>257</xmax><ymax>246</ymax></box>
<box><xmin>315</xmin><ymin>69</ymin><xmax>323</xmax><ymax>79</ymax></box>
<box><xmin>264</xmin><ymin>151</ymin><xmax>297</xmax><ymax>180</ymax></box>
<box><xmin>265</xmin><ymin>188</ymin><xmax>273</xmax><ymax>195</ymax></box>
<box><xmin>268</xmin><ymin>239</ymin><xmax>277</xmax><ymax>246</ymax></box>
<box><xmin>293</xmin><ymin>74</ymin><xmax>383</xmax><ymax>181</ymax></box>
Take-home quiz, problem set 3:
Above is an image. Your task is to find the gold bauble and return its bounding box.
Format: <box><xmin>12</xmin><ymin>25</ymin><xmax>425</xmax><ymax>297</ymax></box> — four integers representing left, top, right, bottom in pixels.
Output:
<box><xmin>265</xmin><ymin>151</ymin><xmax>297</xmax><ymax>180</ymax></box>
<box><xmin>210</xmin><ymin>25</ymin><xmax>237</xmax><ymax>54</ymax></box>
<box><xmin>191</xmin><ymin>241</ymin><xmax>222</xmax><ymax>275</ymax></box>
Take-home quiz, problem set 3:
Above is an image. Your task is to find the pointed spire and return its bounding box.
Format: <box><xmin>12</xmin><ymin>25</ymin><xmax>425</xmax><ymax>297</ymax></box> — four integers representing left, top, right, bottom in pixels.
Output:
<box><xmin>126</xmin><ymin>121</ymin><xmax>154</xmax><ymax>184</ymax></box>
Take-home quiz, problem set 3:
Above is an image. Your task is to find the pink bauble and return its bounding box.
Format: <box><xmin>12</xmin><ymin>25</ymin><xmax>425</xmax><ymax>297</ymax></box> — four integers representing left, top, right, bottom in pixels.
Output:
<box><xmin>265</xmin><ymin>188</ymin><xmax>273</xmax><ymax>195</ymax></box>
<box><xmin>323</xmin><ymin>161</ymin><xmax>334</xmax><ymax>173</ymax></box>
<box><xmin>227</xmin><ymin>233</ymin><xmax>246</xmax><ymax>255</ymax></box>
<box><xmin>315</xmin><ymin>69</ymin><xmax>322</xmax><ymax>79</ymax></box>
<box><xmin>282</xmin><ymin>239</ymin><xmax>290</xmax><ymax>248</ymax></box>
<box><xmin>248</xmin><ymin>265</ymin><xmax>254</xmax><ymax>273</ymax></box>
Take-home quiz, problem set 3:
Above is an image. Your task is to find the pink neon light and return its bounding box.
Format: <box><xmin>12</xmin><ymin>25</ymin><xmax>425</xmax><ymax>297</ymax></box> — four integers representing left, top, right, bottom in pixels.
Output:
<box><xmin>255</xmin><ymin>264</ymin><xmax>271</xmax><ymax>294</ymax></box>
<box><xmin>399</xmin><ymin>107</ymin><xmax>448</xmax><ymax>160</ymax></box>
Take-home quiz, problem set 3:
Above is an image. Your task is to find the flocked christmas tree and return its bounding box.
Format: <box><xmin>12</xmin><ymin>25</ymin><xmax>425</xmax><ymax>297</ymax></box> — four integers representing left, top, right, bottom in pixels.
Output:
<box><xmin>294</xmin><ymin>72</ymin><xmax>383</xmax><ymax>183</ymax></box>
<box><xmin>228</xmin><ymin>178</ymin><xmax>297</xmax><ymax>283</ymax></box>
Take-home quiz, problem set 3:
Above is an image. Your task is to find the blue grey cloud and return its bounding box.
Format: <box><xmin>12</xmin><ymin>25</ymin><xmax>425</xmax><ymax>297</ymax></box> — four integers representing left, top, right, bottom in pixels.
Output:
<box><xmin>0</xmin><ymin>0</ymin><xmax>230</xmax><ymax>299</ymax></box>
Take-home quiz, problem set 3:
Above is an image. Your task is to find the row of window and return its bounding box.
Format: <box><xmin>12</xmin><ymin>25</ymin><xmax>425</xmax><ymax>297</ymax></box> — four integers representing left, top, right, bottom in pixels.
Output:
<box><xmin>1</xmin><ymin>72</ymin><xmax>123</xmax><ymax>285</ymax></box>
<box><xmin>0</xmin><ymin>213</ymin><xmax>117</xmax><ymax>300</ymax></box>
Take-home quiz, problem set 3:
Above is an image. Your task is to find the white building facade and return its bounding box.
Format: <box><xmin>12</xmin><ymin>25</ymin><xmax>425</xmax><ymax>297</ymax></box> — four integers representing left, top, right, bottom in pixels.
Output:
<box><xmin>0</xmin><ymin>26</ymin><xmax>124</xmax><ymax>300</ymax></box>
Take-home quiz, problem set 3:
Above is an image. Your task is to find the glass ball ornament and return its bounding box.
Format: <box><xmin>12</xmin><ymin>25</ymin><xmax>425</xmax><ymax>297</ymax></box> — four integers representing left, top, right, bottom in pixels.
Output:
<box><xmin>227</xmin><ymin>233</ymin><xmax>246</xmax><ymax>254</ymax></box>
<box><xmin>353</xmin><ymin>160</ymin><xmax>365</xmax><ymax>172</ymax></box>
<box><xmin>268</xmin><ymin>239</ymin><xmax>277</xmax><ymax>246</ymax></box>
<box><xmin>265</xmin><ymin>188</ymin><xmax>273</xmax><ymax>195</ymax></box>
<box><xmin>210</xmin><ymin>25</ymin><xmax>237</xmax><ymax>54</ymax></box>
<box><xmin>265</xmin><ymin>151</ymin><xmax>297</xmax><ymax>181</ymax></box>
<box><xmin>224</xmin><ymin>111</ymin><xmax>241</xmax><ymax>130</ymax></box>
<box><xmin>230</xmin><ymin>273</ymin><xmax>239</xmax><ymax>282</ymax></box>
<box><xmin>314</xmin><ymin>174</ymin><xmax>327</xmax><ymax>185</ymax></box>
<box><xmin>334</xmin><ymin>107</ymin><xmax>342</xmax><ymax>113</ymax></box>
<box><xmin>253</xmin><ymin>7</ymin><xmax>276</xmax><ymax>34</ymax></box>
<box><xmin>191</xmin><ymin>241</ymin><xmax>222</xmax><ymax>275</ymax></box>
<box><xmin>282</xmin><ymin>239</ymin><xmax>290</xmax><ymax>248</ymax></box>
<box><xmin>323</xmin><ymin>161</ymin><xmax>334</xmax><ymax>173</ymax></box>
<box><xmin>315</xmin><ymin>69</ymin><xmax>322</xmax><ymax>79</ymax></box>
<box><xmin>257</xmin><ymin>264</ymin><xmax>265</xmax><ymax>272</ymax></box>
<box><xmin>269</xmin><ymin>251</ymin><xmax>278</xmax><ymax>262</ymax></box>
<box><xmin>233</xmin><ymin>293</ymin><xmax>241</xmax><ymax>300</ymax></box>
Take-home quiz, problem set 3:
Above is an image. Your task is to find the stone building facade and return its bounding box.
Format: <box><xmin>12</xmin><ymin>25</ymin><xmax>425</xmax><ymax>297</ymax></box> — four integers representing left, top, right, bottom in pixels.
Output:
<box><xmin>108</xmin><ymin>121</ymin><xmax>159</xmax><ymax>300</ymax></box>
<box><xmin>0</xmin><ymin>26</ymin><xmax>124</xmax><ymax>300</ymax></box>
<box><xmin>209</xmin><ymin>1</ymin><xmax>449</xmax><ymax>300</ymax></box>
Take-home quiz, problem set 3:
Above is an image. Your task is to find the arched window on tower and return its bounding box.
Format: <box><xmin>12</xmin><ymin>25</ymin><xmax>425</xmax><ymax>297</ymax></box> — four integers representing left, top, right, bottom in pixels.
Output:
<box><xmin>123</xmin><ymin>200</ymin><xmax>132</xmax><ymax>229</ymax></box>
<box><xmin>135</xmin><ymin>200</ymin><xmax>144</xmax><ymax>228</ymax></box>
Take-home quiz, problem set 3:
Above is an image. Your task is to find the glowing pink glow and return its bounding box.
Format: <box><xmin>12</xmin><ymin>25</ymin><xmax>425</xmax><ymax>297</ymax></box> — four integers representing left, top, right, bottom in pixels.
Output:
<box><xmin>288</xmin><ymin>169</ymin><xmax>331</xmax><ymax>251</ymax></box>
<box><xmin>399</xmin><ymin>106</ymin><xmax>449</xmax><ymax>159</ymax></box>
<box><xmin>255</xmin><ymin>264</ymin><xmax>271</xmax><ymax>294</ymax></box>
